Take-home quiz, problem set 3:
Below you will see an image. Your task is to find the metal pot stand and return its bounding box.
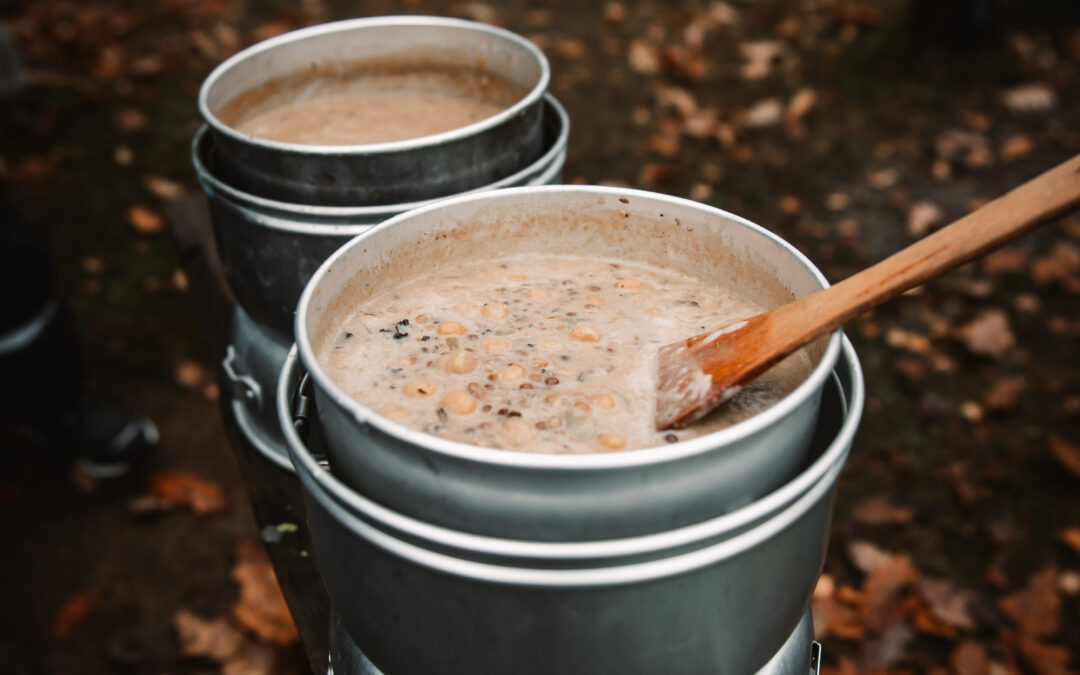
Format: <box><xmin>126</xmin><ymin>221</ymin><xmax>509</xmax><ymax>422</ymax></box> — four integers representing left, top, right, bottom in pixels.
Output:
<box><xmin>287</xmin><ymin>342</ymin><xmax>857</xmax><ymax>675</ymax></box>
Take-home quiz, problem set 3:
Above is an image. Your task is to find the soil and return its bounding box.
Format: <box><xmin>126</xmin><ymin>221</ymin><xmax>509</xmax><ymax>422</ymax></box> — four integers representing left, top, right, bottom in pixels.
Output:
<box><xmin>0</xmin><ymin>1</ymin><xmax>1077</xmax><ymax>673</ymax></box>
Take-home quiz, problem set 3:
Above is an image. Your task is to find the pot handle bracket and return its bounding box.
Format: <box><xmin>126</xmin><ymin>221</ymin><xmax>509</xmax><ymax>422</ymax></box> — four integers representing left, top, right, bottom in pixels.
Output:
<box><xmin>222</xmin><ymin>345</ymin><xmax>262</xmax><ymax>409</ymax></box>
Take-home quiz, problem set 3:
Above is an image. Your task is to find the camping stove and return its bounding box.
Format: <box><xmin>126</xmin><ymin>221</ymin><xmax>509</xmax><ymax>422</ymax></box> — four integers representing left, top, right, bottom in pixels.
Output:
<box><xmin>327</xmin><ymin>609</ymin><xmax>822</xmax><ymax>675</ymax></box>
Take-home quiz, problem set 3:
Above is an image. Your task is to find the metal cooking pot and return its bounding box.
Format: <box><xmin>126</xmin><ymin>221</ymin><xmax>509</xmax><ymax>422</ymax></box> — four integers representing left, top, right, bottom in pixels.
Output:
<box><xmin>278</xmin><ymin>337</ymin><xmax>863</xmax><ymax>674</ymax></box>
<box><xmin>198</xmin><ymin>16</ymin><xmax>550</xmax><ymax>206</ymax></box>
<box><xmin>294</xmin><ymin>186</ymin><xmax>843</xmax><ymax>540</ymax></box>
<box><xmin>194</xmin><ymin>95</ymin><xmax>568</xmax><ymax>343</ymax></box>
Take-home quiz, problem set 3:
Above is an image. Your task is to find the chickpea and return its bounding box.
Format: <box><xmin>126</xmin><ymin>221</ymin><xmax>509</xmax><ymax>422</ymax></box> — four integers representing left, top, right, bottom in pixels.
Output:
<box><xmin>526</xmin><ymin>288</ymin><xmax>551</xmax><ymax>300</ymax></box>
<box><xmin>589</xmin><ymin>393</ymin><xmax>616</xmax><ymax>411</ymax></box>
<box><xmin>481</xmin><ymin>303</ymin><xmax>509</xmax><ymax>319</ymax></box>
<box><xmin>438</xmin><ymin>321</ymin><xmax>467</xmax><ymax>336</ymax></box>
<box><xmin>404</xmin><ymin>380</ymin><xmax>436</xmax><ymax>398</ymax></box>
<box><xmin>438</xmin><ymin>350</ymin><xmax>477</xmax><ymax>374</ymax></box>
<box><xmin>597</xmin><ymin>433</ymin><xmax>627</xmax><ymax>451</ymax></box>
<box><xmin>500</xmin><ymin>418</ymin><xmax>532</xmax><ymax>445</ymax></box>
<box><xmin>442</xmin><ymin>390</ymin><xmax>477</xmax><ymax>415</ymax></box>
<box><xmin>378</xmin><ymin>405</ymin><xmax>411</xmax><ymax>422</ymax></box>
<box><xmin>585</xmin><ymin>294</ymin><xmax>605</xmax><ymax>304</ymax></box>
<box><xmin>570</xmin><ymin>325</ymin><xmax>601</xmax><ymax>342</ymax></box>
<box><xmin>500</xmin><ymin>364</ymin><xmax>527</xmax><ymax>382</ymax></box>
<box><xmin>482</xmin><ymin>337</ymin><xmax>510</xmax><ymax>354</ymax></box>
<box><xmin>615</xmin><ymin>278</ymin><xmax>642</xmax><ymax>289</ymax></box>
<box><xmin>453</xmin><ymin>301</ymin><xmax>478</xmax><ymax>316</ymax></box>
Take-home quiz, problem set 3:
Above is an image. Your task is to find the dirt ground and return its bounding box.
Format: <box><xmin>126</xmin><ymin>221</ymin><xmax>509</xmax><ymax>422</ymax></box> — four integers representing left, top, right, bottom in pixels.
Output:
<box><xmin>1</xmin><ymin>1</ymin><xmax>1078</xmax><ymax>673</ymax></box>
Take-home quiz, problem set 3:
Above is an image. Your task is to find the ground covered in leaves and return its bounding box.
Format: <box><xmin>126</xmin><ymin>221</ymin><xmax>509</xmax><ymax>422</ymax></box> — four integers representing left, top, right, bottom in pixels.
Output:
<box><xmin>0</xmin><ymin>0</ymin><xmax>1078</xmax><ymax>673</ymax></box>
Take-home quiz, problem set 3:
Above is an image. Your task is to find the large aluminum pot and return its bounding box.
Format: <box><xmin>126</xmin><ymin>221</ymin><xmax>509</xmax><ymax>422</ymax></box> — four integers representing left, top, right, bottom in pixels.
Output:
<box><xmin>295</xmin><ymin>186</ymin><xmax>843</xmax><ymax>540</ymax></box>
<box><xmin>194</xmin><ymin>95</ymin><xmax>568</xmax><ymax>342</ymax></box>
<box><xmin>198</xmin><ymin>16</ymin><xmax>550</xmax><ymax>205</ymax></box>
<box><xmin>278</xmin><ymin>337</ymin><xmax>863</xmax><ymax>674</ymax></box>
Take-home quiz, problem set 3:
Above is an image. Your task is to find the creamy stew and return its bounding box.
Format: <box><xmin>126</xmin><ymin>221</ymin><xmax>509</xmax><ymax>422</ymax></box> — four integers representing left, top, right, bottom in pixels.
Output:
<box><xmin>317</xmin><ymin>254</ymin><xmax>809</xmax><ymax>453</ymax></box>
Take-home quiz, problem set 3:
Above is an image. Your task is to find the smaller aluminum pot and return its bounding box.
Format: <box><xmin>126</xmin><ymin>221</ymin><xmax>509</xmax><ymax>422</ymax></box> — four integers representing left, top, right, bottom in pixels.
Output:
<box><xmin>295</xmin><ymin>186</ymin><xmax>843</xmax><ymax>540</ymax></box>
<box><xmin>194</xmin><ymin>94</ymin><xmax>568</xmax><ymax>343</ymax></box>
<box><xmin>198</xmin><ymin>16</ymin><xmax>550</xmax><ymax>205</ymax></box>
<box><xmin>278</xmin><ymin>338</ymin><xmax>864</xmax><ymax>674</ymax></box>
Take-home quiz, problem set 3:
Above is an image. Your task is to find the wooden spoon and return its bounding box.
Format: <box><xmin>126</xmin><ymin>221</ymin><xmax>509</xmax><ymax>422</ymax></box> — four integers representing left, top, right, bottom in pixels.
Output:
<box><xmin>655</xmin><ymin>154</ymin><xmax>1080</xmax><ymax>430</ymax></box>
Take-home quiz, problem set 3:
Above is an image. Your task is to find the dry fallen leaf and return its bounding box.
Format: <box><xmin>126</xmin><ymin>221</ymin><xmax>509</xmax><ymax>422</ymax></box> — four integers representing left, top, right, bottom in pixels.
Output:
<box><xmin>1000</xmin><ymin>134</ymin><xmax>1035</xmax><ymax>162</ymax></box>
<box><xmin>1001</xmin><ymin>82</ymin><xmax>1057</xmax><ymax>113</ymax></box>
<box><xmin>908</xmin><ymin>201</ymin><xmax>945</xmax><ymax>237</ymax></box>
<box><xmin>1030</xmin><ymin>242</ymin><xmax>1080</xmax><ymax>287</ymax></box>
<box><xmin>982</xmin><ymin>376</ymin><xmax>1027</xmax><ymax>411</ymax></box>
<box><xmin>142</xmin><ymin>175</ymin><xmax>187</xmax><ymax>200</ymax></box>
<box><xmin>1014</xmin><ymin>633</ymin><xmax>1073</xmax><ymax>675</ymax></box>
<box><xmin>785</xmin><ymin>87</ymin><xmax>817</xmax><ymax>126</ymax></box>
<box><xmin>1061</xmin><ymin>528</ymin><xmax>1080</xmax><ymax>556</ymax></box>
<box><xmin>173</xmin><ymin>609</ymin><xmax>244</xmax><ymax>661</ymax></box>
<box><xmin>982</xmin><ymin>248</ymin><xmax>1028</xmax><ymax>275</ymax></box>
<box><xmin>950</xmin><ymin>640</ymin><xmax>990</xmax><ymax>675</ymax></box>
<box><xmin>917</xmin><ymin>578</ymin><xmax>978</xmax><ymax>631</ymax></box>
<box><xmin>50</xmin><ymin>589</ymin><xmax>100</xmax><ymax>638</ymax></box>
<box><xmin>853</xmin><ymin>497</ymin><xmax>915</xmax><ymax>526</ymax></box>
<box><xmin>113</xmin><ymin>107</ymin><xmax>148</xmax><ymax>133</ymax></box>
<box><xmin>174</xmin><ymin>360</ymin><xmax>208</xmax><ymax>389</ymax></box>
<box><xmin>740</xmin><ymin>97</ymin><xmax>782</xmax><ymax>128</ymax></box>
<box><xmin>149</xmin><ymin>471</ymin><xmax>229</xmax><ymax>516</ymax></box>
<box><xmin>127</xmin><ymin>205</ymin><xmax>165</xmax><ymax>235</ymax></box>
<box><xmin>738</xmin><ymin>40</ymin><xmax>782</xmax><ymax>81</ymax></box>
<box><xmin>867</xmin><ymin>167</ymin><xmax>899</xmax><ymax>189</ymax></box>
<box><xmin>1048</xmin><ymin>436</ymin><xmax>1080</xmax><ymax>480</ymax></box>
<box><xmin>231</xmin><ymin>540</ymin><xmax>299</xmax><ymax>646</ymax></box>
<box><xmin>957</xmin><ymin>309</ymin><xmax>1016</xmax><ymax>358</ymax></box>
<box><xmin>999</xmin><ymin>566</ymin><xmax>1061</xmax><ymax>638</ymax></box>
<box><xmin>628</xmin><ymin>40</ymin><xmax>660</xmax><ymax>75</ymax></box>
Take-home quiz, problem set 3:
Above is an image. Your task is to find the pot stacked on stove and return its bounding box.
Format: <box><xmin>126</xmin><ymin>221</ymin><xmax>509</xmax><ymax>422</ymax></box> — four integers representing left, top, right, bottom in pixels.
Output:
<box><xmin>193</xmin><ymin>17</ymin><xmax>566</xmax><ymax>469</ymax></box>
<box><xmin>281</xmin><ymin>187</ymin><xmax>866</xmax><ymax>674</ymax></box>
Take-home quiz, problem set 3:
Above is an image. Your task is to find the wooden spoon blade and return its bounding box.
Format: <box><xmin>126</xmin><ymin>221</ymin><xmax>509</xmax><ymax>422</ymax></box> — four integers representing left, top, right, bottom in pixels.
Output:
<box><xmin>655</xmin><ymin>315</ymin><xmax>779</xmax><ymax>430</ymax></box>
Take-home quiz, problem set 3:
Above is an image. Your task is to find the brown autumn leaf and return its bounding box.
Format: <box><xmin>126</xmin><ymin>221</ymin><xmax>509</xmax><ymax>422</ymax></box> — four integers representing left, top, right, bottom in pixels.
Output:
<box><xmin>113</xmin><ymin>107</ymin><xmax>148</xmax><ymax>133</ymax></box>
<box><xmin>142</xmin><ymin>175</ymin><xmax>187</xmax><ymax>200</ymax></box>
<box><xmin>785</xmin><ymin>88</ymin><xmax>817</xmax><ymax>126</ymax></box>
<box><xmin>1048</xmin><ymin>436</ymin><xmax>1080</xmax><ymax>480</ymax></box>
<box><xmin>1000</xmin><ymin>566</ymin><xmax>1061</xmax><ymax>638</ymax></box>
<box><xmin>981</xmin><ymin>248</ymin><xmax>1028</xmax><ymax>275</ymax></box>
<box><xmin>222</xmin><ymin>641</ymin><xmax>278</xmax><ymax>675</ymax></box>
<box><xmin>1000</xmin><ymin>134</ymin><xmax>1035</xmax><ymax>162</ymax></box>
<box><xmin>811</xmin><ymin>584</ymin><xmax>864</xmax><ymax>640</ymax></box>
<box><xmin>848</xmin><ymin>540</ymin><xmax>894</xmax><ymax>574</ymax></box>
<box><xmin>908</xmin><ymin>201</ymin><xmax>945</xmax><ymax>237</ymax></box>
<box><xmin>231</xmin><ymin>540</ymin><xmax>299</xmax><ymax>646</ymax></box>
<box><xmin>858</xmin><ymin>622</ymin><xmax>915</xmax><ymax>671</ymax></box>
<box><xmin>1030</xmin><ymin>242</ymin><xmax>1080</xmax><ymax>287</ymax></box>
<box><xmin>173</xmin><ymin>609</ymin><xmax>244</xmax><ymax>661</ymax></box>
<box><xmin>950</xmin><ymin>640</ymin><xmax>990</xmax><ymax>675</ymax></box>
<box><xmin>1001</xmin><ymin>82</ymin><xmax>1057</xmax><ymax>113</ymax></box>
<box><xmin>956</xmin><ymin>309</ymin><xmax>1016</xmax><ymax>358</ymax></box>
<box><xmin>50</xmin><ymin>588</ymin><xmax>100</xmax><ymax>638</ymax></box>
<box><xmin>740</xmin><ymin>97</ymin><xmax>782</xmax><ymax>128</ymax></box>
<box><xmin>127</xmin><ymin>205</ymin><xmax>165</xmax><ymax>235</ymax></box>
<box><xmin>628</xmin><ymin>40</ymin><xmax>660</xmax><ymax>75</ymax></box>
<box><xmin>149</xmin><ymin>471</ymin><xmax>229</xmax><ymax>516</ymax></box>
<box><xmin>863</xmin><ymin>552</ymin><xmax>918</xmax><ymax>631</ymax></box>
<box><xmin>738</xmin><ymin>40</ymin><xmax>782</xmax><ymax>81</ymax></box>
<box><xmin>661</xmin><ymin>45</ymin><xmax>705</xmax><ymax>79</ymax></box>
<box><xmin>942</xmin><ymin>460</ymin><xmax>982</xmax><ymax>502</ymax></box>
<box><xmin>867</xmin><ymin>167</ymin><xmax>899</xmax><ymax>189</ymax></box>
<box><xmin>982</xmin><ymin>376</ymin><xmax>1027</xmax><ymax>412</ymax></box>
<box><xmin>1061</xmin><ymin>528</ymin><xmax>1080</xmax><ymax>556</ymax></box>
<box><xmin>637</xmin><ymin>163</ymin><xmax>678</xmax><ymax>186</ymax></box>
<box><xmin>917</xmin><ymin>578</ymin><xmax>978</xmax><ymax>631</ymax></box>
<box><xmin>853</xmin><ymin>497</ymin><xmax>915</xmax><ymax>526</ymax></box>
<box><xmin>174</xmin><ymin>360</ymin><xmax>208</xmax><ymax>389</ymax></box>
<box><xmin>1014</xmin><ymin>633</ymin><xmax>1073</xmax><ymax>675</ymax></box>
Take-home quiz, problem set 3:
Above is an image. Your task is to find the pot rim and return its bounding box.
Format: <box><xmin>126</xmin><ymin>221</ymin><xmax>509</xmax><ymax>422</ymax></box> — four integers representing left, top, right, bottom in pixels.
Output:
<box><xmin>295</xmin><ymin>185</ymin><xmax>844</xmax><ymax>471</ymax></box>
<box><xmin>279</xmin><ymin>337</ymin><xmax>862</xmax><ymax>563</ymax></box>
<box><xmin>198</xmin><ymin>16</ymin><xmax>551</xmax><ymax>157</ymax></box>
<box><xmin>190</xmin><ymin>94</ymin><xmax>569</xmax><ymax>228</ymax></box>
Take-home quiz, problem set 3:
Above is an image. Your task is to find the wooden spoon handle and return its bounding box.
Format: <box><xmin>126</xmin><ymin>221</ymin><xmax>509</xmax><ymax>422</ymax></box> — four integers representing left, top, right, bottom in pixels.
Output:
<box><xmin>771</xmin><ymin>153</ymin><xmax>1080</xmax><ymax>347</ymax></box>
